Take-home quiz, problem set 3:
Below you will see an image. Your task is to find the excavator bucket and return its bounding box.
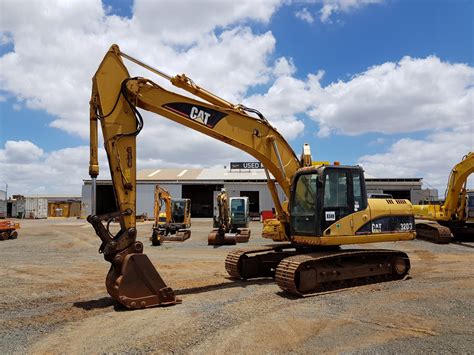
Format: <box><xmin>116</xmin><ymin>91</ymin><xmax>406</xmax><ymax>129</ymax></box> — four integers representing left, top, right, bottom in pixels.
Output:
<box><xmin>208</xmin><ymin>230</ymin><xmax>237</xmax><ymax>245</ymax></box>
<box><xmin>106</xmin><ymin>252</ymin><xmax>180</xmax><ymax>309</ymax></box>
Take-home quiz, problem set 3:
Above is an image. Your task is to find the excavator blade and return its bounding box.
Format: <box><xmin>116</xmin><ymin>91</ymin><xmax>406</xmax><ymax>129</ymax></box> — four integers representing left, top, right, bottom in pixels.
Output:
<box><xmin>106</xmin><ymin>253</ymin><xmax>180</xmax><ymax>309</ymax></box>
<box><xmin>162</xmin><ymin>229</ymin><xmax>191</xmax><ymax>242</ymax></box>
<box><xmin>208</xmin><ymin>231</ymin><xmax>236</xmax><ymax>245</ymax></box>
<box><xmin>235</xmin><ymin>228</ymin><xmax>251</xmax><ymax>243</ymax></box>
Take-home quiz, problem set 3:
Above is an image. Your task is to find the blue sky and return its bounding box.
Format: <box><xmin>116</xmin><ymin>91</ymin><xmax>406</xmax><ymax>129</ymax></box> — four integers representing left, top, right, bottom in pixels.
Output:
<box><xmin>0</xmin><ymin>0</ymin><xmax>472</xmax><ymax>194</ymax></box>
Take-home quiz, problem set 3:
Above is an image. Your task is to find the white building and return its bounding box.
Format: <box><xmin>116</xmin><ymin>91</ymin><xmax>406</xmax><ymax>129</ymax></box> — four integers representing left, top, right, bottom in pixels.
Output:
<box><xmin>82</xmin><ymin>166</ymin><xmax>435</xmax><ymax>218</ymax></box>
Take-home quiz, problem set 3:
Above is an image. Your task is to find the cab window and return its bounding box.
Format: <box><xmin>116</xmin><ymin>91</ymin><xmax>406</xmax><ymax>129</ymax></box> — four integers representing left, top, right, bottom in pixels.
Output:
<box><xmin>321</xmin><ymin>170</ymin><xmax>350</xmax><ymax>230</ymax></box>
<box><xmin>290</xmin><ymin>173</ymin><xmax>317</xmax><ymax>234</ymax></box>
<box><xmin>352</xmin><ymin>173</ymin><xmax>365</xmax><ymax>211</ymax></box>
<box><xmin>324</xmin><ymin>171</ymin><xmax>347</xmax><ymax>207</ymax></box>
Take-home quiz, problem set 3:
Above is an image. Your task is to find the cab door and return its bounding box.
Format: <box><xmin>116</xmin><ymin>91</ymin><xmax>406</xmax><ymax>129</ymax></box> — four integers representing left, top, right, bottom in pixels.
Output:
<box><xmin>320</xmin><ymin>169</ymin><xmax>353</xmax><ymax>231</ymax></box>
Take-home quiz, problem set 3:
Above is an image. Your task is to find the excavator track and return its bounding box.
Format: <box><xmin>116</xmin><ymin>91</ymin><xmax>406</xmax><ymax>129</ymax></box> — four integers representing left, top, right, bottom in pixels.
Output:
<box><xmin>225</xmin><ymin>245</ymin><xmax>300</xmax><ymax>279</ymax></box>
<box><xmin>415</xmin><ymin>219</ymin><xmax>453</xmax><ymax>244</ymax></box>
<box><xmin>275</xmin><ymin>249</ymin><xmax>410</xmax><ymax>296</ymax></box>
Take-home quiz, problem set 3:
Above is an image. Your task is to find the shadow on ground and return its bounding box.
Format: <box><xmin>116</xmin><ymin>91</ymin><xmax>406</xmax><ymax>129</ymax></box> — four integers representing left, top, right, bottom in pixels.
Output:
<box><xmin>72</xmin><ymin>279</ymin><xmax>275</xmax><ymax>311</ymax></box>
<box><xmin>73</xmin><ymin>297</ymin><xmax>116</xmax><ymax>311</ymax></box>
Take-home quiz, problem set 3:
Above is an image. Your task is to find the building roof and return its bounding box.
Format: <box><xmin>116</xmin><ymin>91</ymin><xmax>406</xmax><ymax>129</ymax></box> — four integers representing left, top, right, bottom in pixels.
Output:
<box><xmin>137</xmin><ymin>168</ymin><xmax>270</xmax><ymax>181</ymax></box>
<box><xmin>24</xmin><ymin>194</ymin><xmax>82</xmax><ymax>199</ymax></box>
<box><xmin>87</xmin><ymin>168</ymin><xmax>422</xmax><ymax>184</ymax></box>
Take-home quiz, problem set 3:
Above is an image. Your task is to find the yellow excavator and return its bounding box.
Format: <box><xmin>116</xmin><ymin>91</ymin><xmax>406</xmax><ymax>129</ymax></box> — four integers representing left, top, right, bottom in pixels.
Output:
<box><xmin>413</xmin><ymin>152</ymin><xmax>473</xmax><ymax>243</ymax></box>
<box><xmin>150</xmin><ymin>185</ymin><xmax>191</xmax><ymax>246</ymax></box>
<box><xmin>208</xmin><ymin>188</ymin><xmax>251</xmax><ymax>245</ymax></box>
<box><xmin>87</xmin><ymin>44</ymin><xmax>415</xmax><ymax>309</ymax></box>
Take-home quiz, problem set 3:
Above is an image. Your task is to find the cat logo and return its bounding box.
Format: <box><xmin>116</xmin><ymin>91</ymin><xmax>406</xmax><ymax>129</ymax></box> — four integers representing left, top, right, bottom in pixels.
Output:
<box><xmin>162</xmin><ymin>102</ymin><xmax>227</xmax><ymax>128</ymax></box>
<box><xmin>190</xmin><ymin>106</ymin><xmax>211</xmax><ymax>125</ymax></box>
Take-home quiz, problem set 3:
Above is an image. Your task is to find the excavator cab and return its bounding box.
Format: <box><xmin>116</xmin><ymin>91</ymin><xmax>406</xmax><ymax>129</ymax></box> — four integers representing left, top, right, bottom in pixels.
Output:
<box><xmin>290</xmin><ymin>166</ymin><xmax>367</xmax><ymax>236</ymax></box>
<box><xmin>229</xmin><ymin>197</ymin><xmax>250</xmax><ymax>229</ymax></box>
<box><xmin>171</xmin><ymin>199</ymin><xmax>190</xmax><ymax>224</ymax></box>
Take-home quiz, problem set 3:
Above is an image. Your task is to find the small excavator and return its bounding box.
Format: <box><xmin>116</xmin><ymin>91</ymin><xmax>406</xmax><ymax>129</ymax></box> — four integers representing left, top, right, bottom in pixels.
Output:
<box><xmin>87</xmin><ymin>44</ymin><xmax>415</xmax><ymax>309</ymax></box>
<box><xmin>208</xmin><ymin>188</ymin><xmax>250</xmax><ymax>245</ymax></box>
<box><xmin>414</xmin><ymin>152</ymin><xmax>474</xmax><ymax>243</ymax></box>
<box><xmin>150</xmin><ymin>185</ymin><xmax>191</xmax><ymax>246</ymax></box>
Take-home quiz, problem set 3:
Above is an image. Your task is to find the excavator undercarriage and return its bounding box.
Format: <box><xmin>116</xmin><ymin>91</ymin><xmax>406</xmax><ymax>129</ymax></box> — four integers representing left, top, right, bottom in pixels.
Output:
<box><xmin>226</xmin><ymin>245</ymin><xmax>410</xmax><ymax>296</ymax></box>
<box><xmin>414</xmin><ymin>220</ymin><xmax>453</xmax><ymax>244</ymax></box>
<box><xmin>152</xmin><ymin>225</ymin><xmax>191</xmax><ymax>245</ymax></box>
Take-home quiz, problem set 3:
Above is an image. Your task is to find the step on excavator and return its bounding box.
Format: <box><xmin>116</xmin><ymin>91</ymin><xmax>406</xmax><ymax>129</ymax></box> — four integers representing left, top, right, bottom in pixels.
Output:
<box><xmin>413</xmin><ymin>152</ymin><xmax>474</xmax><ymax>243</ymax></box>
<box><xmin>0</xmin><ymin>220</ymin><xmax>19</xmax><ymax>240</ymax></box>
<box><xmin>208</xmin><ymin>188</ymin><xmax>251</xmax><ymax>245</ymax></box>
<box><xmin>150</xmin><ymin>185</ymin><xmax>191</xmax><ymax>246</ymax></box>
<box><xmin>87</xmin><ymin>44</ymin><xmax>415</xmax><ymax>309</ymax></box>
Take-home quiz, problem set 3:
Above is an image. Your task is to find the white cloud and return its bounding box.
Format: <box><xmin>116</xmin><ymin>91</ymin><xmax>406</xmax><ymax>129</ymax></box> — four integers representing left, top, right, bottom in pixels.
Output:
<box><xmin>0</xmin><ymin>140</ymin><xmax>44</xmax><ymax>163</ymax></box>
<box><xmin>309</xmin><ymin>56</ymin><xmax>474</xmax><ymax>137</ymax></box>
<box><xmin>244</xmin><ymin>72</ymin><xmax>322</xmax><ymax>140</ymax></box>
<box><xmin>0</xmin><ymin>136</ymin><xmax>250</xmax><ymax>196</ymax></box>
<box><xmin>358</xmin><ymin>127</ymin><xmax>474</xmax><ymax>192</ymax></box>
<box><xmin>0</xmin><ymin>142</ymin><xmax>106</xmax><ymax>195</ymax></box>
<box><xmin>132</xmin><ymin>0</ymin><xmax>281</xmax><ymax>45</ymax></box>
<box><xmin>0</xmin><ymin>0</ymin><xmax>294</xmax><ymax>182</ymax></box>
<box><xmin>243</xmin><ymin>55</ymin><xmax>473</xmax><ymax>191</ymax></box>
<box><xmin>295</xmin><ymin>8</ymin><xmax>315</xmax><ymax>23</ymax></box>
<box><xmin>273</xmin><ymin>57</ymin><xmax>297</xmax><ymax>77</ymax></box>
<box><xmin>1</xmin><ymin>0</ymin><xmax>472</xmax><ymax>197</ymax></box>
<box><xmin>244</xmin><ymin>55</ymin><xmax>472</xmax><ymax>141</ymax></box>
<box><xmin>319</xmin><ymin>0</ymin><xmax>383</xmax><ymax>23</ymax></box>
<box><xmin>0</xmin><ymin>0</ymin><xmax>283</xmax><ymax>137</ymax></box>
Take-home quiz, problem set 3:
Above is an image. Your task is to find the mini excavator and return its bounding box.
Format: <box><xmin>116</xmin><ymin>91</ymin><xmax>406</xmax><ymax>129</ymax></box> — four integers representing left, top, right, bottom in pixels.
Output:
<box><xmin>150</xmin><ymin>185</ymin><xmax>191</xmax><ymax>246</ymax></box>
<box><xmin>414</xmin><ymin>152</ymin><xmax>474</xmax><ymax>243</ymax></box>
<box><xmin>208</xmin><ymin>188</ymin><xmax>250</xmax><ymax>245</ymax></box>
<box><xmin>87</xmin><ymin>45</ymin><xmax>415</xmax><ymax>309</ymax></box>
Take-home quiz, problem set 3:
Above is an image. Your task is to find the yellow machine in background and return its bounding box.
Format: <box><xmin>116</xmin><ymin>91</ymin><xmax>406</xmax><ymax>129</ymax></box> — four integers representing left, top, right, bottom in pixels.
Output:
<box><xmin>150</xmin><ymin>185</ymin><xmax>191</xmax><ymax>246</ymax></box>
<box><xmin>87</xmin><ymin>44</ymin><xmax>415</xmax><ymax>309</ymax></box>
<box><xmin>208</xmin><ymin>188</ymin><xmax>250</xmax><ymax>245</ymax></box>
<box><xmin>414</xmin><ymin>152</ymin><xmax>474</xmax><ymax>243</ymax></box>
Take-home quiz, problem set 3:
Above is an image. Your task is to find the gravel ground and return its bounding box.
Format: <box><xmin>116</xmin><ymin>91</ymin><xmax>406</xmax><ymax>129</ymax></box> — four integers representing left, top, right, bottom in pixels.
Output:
<box><xmin>0</xmin><ymin>218</ymin><xmax>473</xmax><ymax>353</ymax></box>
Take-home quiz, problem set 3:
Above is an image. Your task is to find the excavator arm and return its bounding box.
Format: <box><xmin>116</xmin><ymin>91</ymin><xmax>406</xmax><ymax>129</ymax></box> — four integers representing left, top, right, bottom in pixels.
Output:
<box><xmin>215</xmin><ymin>189</ymin><xmax>231</xmax><ymax>233</ymax></box>
<box><xmin>441</xmin><ymin>152</ymin><xmax>474</xmax><ymax>220</ymax></box>
<box><xmin>153</xmin><ymin>185</ymin><xmax>172</xmax><ymax>226</ymax></box>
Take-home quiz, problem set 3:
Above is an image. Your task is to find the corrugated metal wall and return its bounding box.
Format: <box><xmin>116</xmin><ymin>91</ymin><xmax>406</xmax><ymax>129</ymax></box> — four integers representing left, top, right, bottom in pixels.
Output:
<box><xmin>82</xmin><ymin>181</ymin><xmax>284</xmax><ymax>218</ymax></box>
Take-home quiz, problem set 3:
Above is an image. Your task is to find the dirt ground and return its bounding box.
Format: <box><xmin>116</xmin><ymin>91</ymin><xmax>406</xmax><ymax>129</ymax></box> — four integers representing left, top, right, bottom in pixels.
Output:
<box><xmin>1</xmin><ymin>218</ymin><xmax>473</xmax><ymax>353</ymax></box>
